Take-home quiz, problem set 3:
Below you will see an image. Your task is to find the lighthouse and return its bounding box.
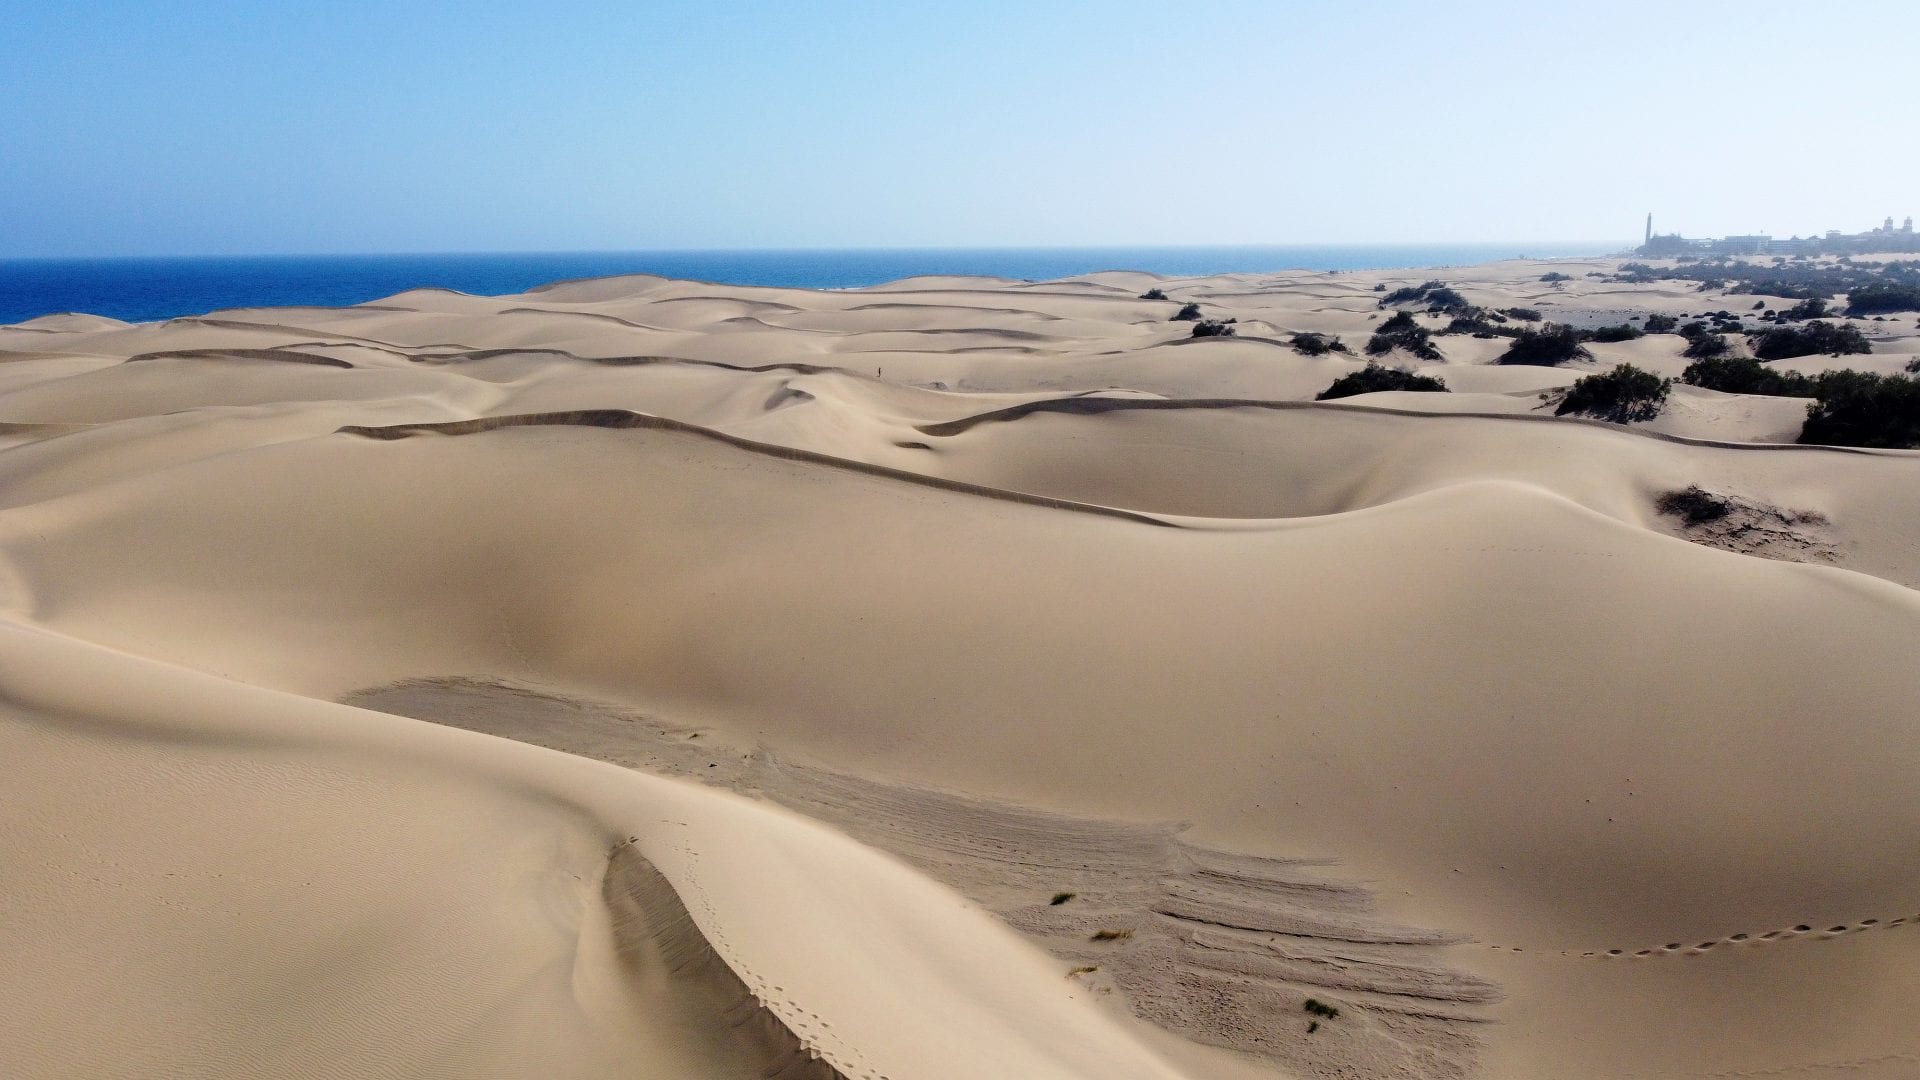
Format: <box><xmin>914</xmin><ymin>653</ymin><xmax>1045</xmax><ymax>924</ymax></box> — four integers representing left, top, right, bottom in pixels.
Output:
<box><xmin>1645</xmin><ymin>212</ymin><xmax>1653</xmax><ymax>245</ymax></box>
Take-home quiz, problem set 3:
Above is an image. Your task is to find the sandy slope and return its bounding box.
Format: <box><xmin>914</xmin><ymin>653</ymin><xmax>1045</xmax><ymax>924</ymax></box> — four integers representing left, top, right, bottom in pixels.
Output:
<box><xmin>4</xmin><ymin>259</ymin><xmax>1920</xmax><ymax>1080</ymax></box>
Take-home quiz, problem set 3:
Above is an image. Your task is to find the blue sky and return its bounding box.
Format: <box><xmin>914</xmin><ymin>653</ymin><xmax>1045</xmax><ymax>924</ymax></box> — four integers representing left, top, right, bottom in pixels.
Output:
<box><xmin>4</xmin><ymin>1</ymin><xmax>1916</xmax><ymax>256</ymax></box>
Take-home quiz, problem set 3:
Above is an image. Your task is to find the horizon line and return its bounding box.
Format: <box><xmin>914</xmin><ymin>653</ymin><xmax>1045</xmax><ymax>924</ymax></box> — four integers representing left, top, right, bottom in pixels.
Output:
<box><xmin>0</xmin><ymin>241</ymin><xmax>1628</xmax><ymax>263</ymax></box>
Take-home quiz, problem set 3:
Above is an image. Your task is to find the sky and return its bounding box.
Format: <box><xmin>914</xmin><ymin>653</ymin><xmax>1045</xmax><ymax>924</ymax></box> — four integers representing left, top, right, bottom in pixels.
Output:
<box><xmin>3</xmin><ymin>0</ymin><xmax>1917</xmax><ymax>257</ymax></box>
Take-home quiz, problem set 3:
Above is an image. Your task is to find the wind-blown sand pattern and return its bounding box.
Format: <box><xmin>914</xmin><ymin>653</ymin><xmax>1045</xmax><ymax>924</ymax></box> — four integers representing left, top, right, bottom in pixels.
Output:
<box><xmin>5</xmin><ymin>259</ymin><xmax>1920</xmax><ymax>1079</ymax></box>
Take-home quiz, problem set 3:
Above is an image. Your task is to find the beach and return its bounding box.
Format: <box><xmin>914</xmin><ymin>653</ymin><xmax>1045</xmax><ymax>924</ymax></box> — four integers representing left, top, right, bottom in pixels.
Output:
<box><xmin>4</xmin><ymin>257</ymin><xmax>1919</xmax><ymax>1079</ymax></box>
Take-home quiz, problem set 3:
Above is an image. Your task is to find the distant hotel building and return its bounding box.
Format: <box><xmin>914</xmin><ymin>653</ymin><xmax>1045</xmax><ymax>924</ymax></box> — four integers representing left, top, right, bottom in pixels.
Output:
<box><xmin>1637</xmin><ymin>214</ymin><xmax>1918</xmax><ymax>257</ymax></box>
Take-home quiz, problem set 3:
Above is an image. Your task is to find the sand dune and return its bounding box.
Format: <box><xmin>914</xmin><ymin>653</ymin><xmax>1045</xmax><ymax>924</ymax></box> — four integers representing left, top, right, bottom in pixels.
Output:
<box><xmin>4</xmin><ymin>259</ymin><xmax>1920</xmax><ymax>1079</ymax></box>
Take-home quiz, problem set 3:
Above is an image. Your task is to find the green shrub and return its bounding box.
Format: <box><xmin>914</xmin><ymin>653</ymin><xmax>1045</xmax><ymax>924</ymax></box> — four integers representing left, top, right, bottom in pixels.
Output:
<box><xmin>1681</xmin><ymin>354</ymin><xmax>1817</xmax><ymax>396</ymax></box>
<box><xmin>1751</xmin><ymin>320</ymin><xmax>1871</xmax><ymax>360</ymax></box>
<box><xmin>1540</xmin><ymin>272</ymin><xmax>1571</xmax><ymax>282</ymax></box>
<box><xmin>1585</xmin><ymin>324</ymin><xmax>1644</xmax><ymax>342</ymax></box>
<box><xmin>1800</xmin><ymin>371</ymin><xmax>1920</xmax><ymax>448</ymax></box>
<box><xmin>1681</xmin><ymin>329</ymin><xmax>1733</xmax><ymax>359</ymax></box>
<box><xmin>1365</xmin><ymin>312</ymin><xmax>1443</xmax><ymax>361</ymax></box>
<box><xmin>1556</xmin><ymin>363</ymin><xmax>1671</xmax><ymax>422</ymax></box>
<box><xmin>1643</xmin><ymin>313</ymin><xmax>1679</xmax><ymax>334</ymax></box>
<box><xmin>1190</xmin><ymin>319</ymin><xmax>1237</xmax><ymax>338</ymax></box>
<box><xmin>1170</xmin><ymin>302</ymin><xmax>1202</xmax><ymax>322</ymax></box>
<box><xmin>1442</xmin><ymin>313</ymin><xmax>1509</xmax><ymax>336</ymax></box>
<box><xmin>1139</xmin><ymin>287</ymin><xmax>1168</xmax><ymax>301</ymax></box>
<box><xmin>1845</xmin><ymin>282</ymin><xmax>1920</xmax><ymax>315</ymax></box>
<box><xmin>1504</xmin><ymin>307</ymin><xmax>1543</xmax><ymax>322</ymax></box>
<box><xmin>1290</xmin><ymin>332</ymin><xmax>1349</xmax><ymax>356</ymax></box>
<box><xmin>1316</xmin><ymin>361</ymin><xmax>1450</xmax><ymax>400</ymax></box>
<box><xmin>1781</xmin><ymin>298</ymin><xmax>1829</xmax><ymax>320</ymax></box>
<box><xmin>1497</xmin><ymin>323</ymin><xmax>1590</xmax><ymax>365</ymax></box>
<box><xmin>1379</xmin><ymin>280</ymin><xmax>1447</xmax><ymax>306</ymax></box>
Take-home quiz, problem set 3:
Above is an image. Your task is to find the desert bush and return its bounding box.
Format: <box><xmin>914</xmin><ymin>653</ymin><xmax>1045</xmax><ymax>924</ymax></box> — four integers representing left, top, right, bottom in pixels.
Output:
<box><xmin>1800</xmin><ymin>371</ymin><xmax>1920</xmax><ymax>448</ymax></box>
<box><xmin>1379</xmin><ymin>279</ymin><xmax>1447</xmax><ymax>306</ymax></box>
<box><xmin>1504</xmin><ymin>307</ymin><xmax>1543</xmax><ymax>322</ymax></box>
<box><xmin>1422</xmin><ymin>287</ymin><xmax>1472</xmax><ymax>314</ymax></box>
<box><xmin>1555</xmin><ymin>363</ymin><xmax>1671</xmax><ymax>422</ymax></box>
<box><xmin>1316</xmin><ymin>361</ymin><xmax>1449</xmax><ymax>400</ymax></box>
<box><xmin>1365</xmin><ymin>311</ymin><xmax>1442</xmax><ymax>361</ymax></box>
<box><xmin>1139</xmin><ymin>287</ymin><xmax>1168</xmax><ymax>301</ymax></box>
<box><xmin>1170</xmin><ymin>302</ymin><xmax>1202</xmax><ymax>322</ymax></box>
<box><xmin>1845</xmin><ymin>282</ymin><xmax>1920</xmax><ymax>315</ymax></box>
<box><xmin>1190</xmin><ymin>319</ymin><xmax>1237</xmax><ymax>338</ymax></box>
<box><xmin>1656</xmin><ymin>486</ymin><xmax>1732</xmax><ymax>525</ymax></box>
<box><xmin>1680</xmin><ymin>322</ymin><xmax>1733</xmax><ymax>359</ymax></box>
<box><xmin>1751</xmin><ymin>320</ymin><xmax>1871</xmax><ymax>360</ymax></box>
<box><xmin>1540</xmin><ymin>271</ymin><xmax>1571</xmax><ymax>282</ymax></box>
<box><xmin>1585</xmin><ymin>323</ymin><xmax>1644</xmax><ymax>342</ymax></box>
<box><xmin>1496</xmin><ymin>323</ymin><xmax>1590</xmax><ymax>365</ymax></box>
<box><xmin>1680</xmin><ymin>354</ymin><xmax>1817</xmax><ymax>396</ymax></box>
<box><xmin>1290</xmin><ymin>332</ymin><xmax>1349</xmax><ymax>356</ymax></box>
<box><xmin>1643</xmin><ymin>313</ymin><xmax>1679</xmax><ymax>334</ymax></box>
<box><xmin>1781</xmin><ymin>298</ymin><xmax>1828</xmax><ymax>320</ymax></box>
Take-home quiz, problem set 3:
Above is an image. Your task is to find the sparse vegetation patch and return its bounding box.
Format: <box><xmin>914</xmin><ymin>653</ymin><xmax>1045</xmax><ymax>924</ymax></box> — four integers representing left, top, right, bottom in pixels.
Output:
<box><xmin>1656</xmin><ymin>486</ymin><xmax>1732</xmax><ymax>525</ymax></box>
<box><xmin>1365</xmin><ymin>310</ymin><xmax>1443</xmax><ymax>361</ymax></box>
<box><xmin>1845</xmin><ymin>282</ymin><xmax>1920</xmax><ymax>315</ymax></box>
<box><xmin>1316</xmin><ymin>362</ymin><xmax>1449</xmax><ymax>401</ymax></box>
<box><xmin>1680</xmin><ymin>354</ymin><xmax>1816</xmax><ymax>397</ymax></box>
<box><xmin>1555</xmin><ymin>363</ymin><xmax>1671</xmax><ymax>422</ymax></box>
<box><xmin>1496</xmin><ymin>323</ymin><xmax>1590</xmax><ymax>365</ymax></box>
<box><xmin>1800</xmin><ymin>370</ymin><xmax>1920</xmax><ymax>448</ymax></box>
<box><xmin>1290</xmin><ymin>332</ymin><xmax>1350</xmax><ymax>356</ymax></box>
<box><xmin>1750</xmin><ymin>321</ymin><xmax>1871</xmax><ymax>361</ymax></box>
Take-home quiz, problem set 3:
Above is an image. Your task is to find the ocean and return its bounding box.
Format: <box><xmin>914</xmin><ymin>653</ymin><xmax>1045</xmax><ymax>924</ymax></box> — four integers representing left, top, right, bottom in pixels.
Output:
<box><xmin>0</xmin><ymin>244</ymin><xmax>1614</xmax><ymax>325</ymax></box>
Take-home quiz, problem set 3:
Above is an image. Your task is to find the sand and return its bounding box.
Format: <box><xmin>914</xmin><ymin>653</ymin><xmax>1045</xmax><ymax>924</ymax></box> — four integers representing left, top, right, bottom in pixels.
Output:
<box><xmin>3</xmin><ymin>259</ymin><xmax>1920</xmax><ymax>1079</ymax></box>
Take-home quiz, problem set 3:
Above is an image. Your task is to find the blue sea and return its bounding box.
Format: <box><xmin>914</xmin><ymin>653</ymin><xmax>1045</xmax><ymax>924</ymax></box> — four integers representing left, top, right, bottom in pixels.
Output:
<box><xmin>0</xmin><ymin>245</ymin><xmax>1614</xmax><ymax>325</ymax></box>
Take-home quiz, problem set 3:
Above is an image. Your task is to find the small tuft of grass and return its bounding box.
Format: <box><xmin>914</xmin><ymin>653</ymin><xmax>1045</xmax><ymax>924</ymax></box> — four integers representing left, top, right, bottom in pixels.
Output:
<box><xmin>1050</xmin><ymin>892</ymin><xmax>1076</xmax><ymax>906</ymax></box>
<box><xmin>1090</xmin><ymin>928</ymin><xmax>1134</xmax><ymax>942</ymax></box>
<box><xmin>1304</xmin><ymin>998</ymin><xmax>1341</xmax><ymax>1019</ymax></box>
<box><xmin>1307</xmin><ymin>1020</ymin><xmax>1319</xmax><ymax>1034</ymax></box>
<box><xmin>1067</xmin><ymin>965</ymin><xmax>1098</xmax><ymax>977</ymax></box>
